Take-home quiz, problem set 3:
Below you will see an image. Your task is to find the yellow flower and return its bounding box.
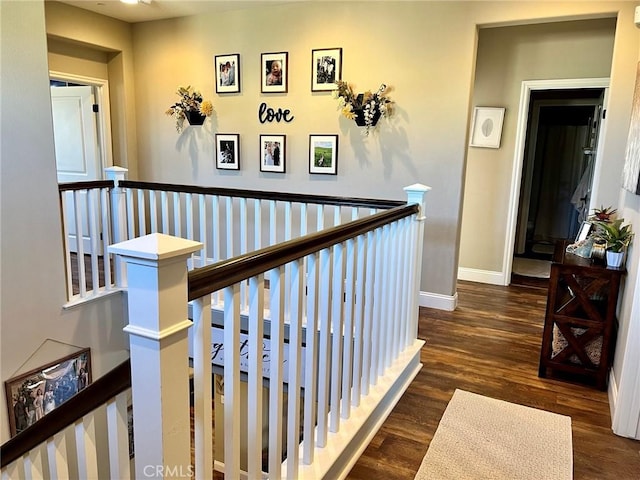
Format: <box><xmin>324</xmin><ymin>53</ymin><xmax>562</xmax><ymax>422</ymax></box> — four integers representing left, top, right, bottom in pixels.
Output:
<box><xmin>199</xmin><ymin>100</ymin><xmax>213</xmax><ymax>117</ymax></box>
<box><xmin>342</xmin><ymin>106</ymin><xmax>356</xmax><ymax>120</ymax></box>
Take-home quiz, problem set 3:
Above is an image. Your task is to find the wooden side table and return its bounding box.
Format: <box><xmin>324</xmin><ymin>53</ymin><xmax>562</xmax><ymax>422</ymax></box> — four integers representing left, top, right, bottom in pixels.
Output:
<box><xmin>538</xmin><ymin>240</ymin><xmax>625</xmax><ymax>390</ymax></box>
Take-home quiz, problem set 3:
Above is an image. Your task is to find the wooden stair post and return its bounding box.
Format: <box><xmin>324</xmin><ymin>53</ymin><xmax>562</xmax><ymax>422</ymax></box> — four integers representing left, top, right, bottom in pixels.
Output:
<box><xmin>109</xmin><ymin>233</ymin><xmax>202</xmax><ymax>479</ymax></box>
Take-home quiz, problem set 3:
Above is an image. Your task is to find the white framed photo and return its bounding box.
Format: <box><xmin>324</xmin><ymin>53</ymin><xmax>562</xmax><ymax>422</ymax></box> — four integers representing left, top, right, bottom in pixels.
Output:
<box><xmin>259</xmin><ymin>135</ymin><xmax>285</xmax><ymax>173</ymax></box>
<box><xmin>469</xmin><ymin>107</ymin><xmax>505</xmax><ymax>148</ymax></box>
<box><xmin>214</xmin><ymin>53</ymin><xmax>240</xmax><ymax>94</ymax></box>
<box><xmin>261</xmin><ymin>52</ymin><xmax>288</xmax><ymax>93</ymax></box>
<box><xmin>216</xmin><ymin>134</ymin><xmax>240</xmax><ymax>170</ymax></box>
<box><xmin>311</xmin><ymin>47</ymin><xmax>342</xmax><ymax>92</ymax></box>
<box><xmin>309</xmin><ymin>134</ymin><xmax>338</xmax><ymax>175</ymax></box>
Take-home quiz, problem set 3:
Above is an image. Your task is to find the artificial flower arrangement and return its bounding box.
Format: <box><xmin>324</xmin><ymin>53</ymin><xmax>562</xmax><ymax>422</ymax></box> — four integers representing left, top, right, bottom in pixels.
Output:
<box><xmin>165</xmin><ymin>85</ymin><xmax>214</xmax><ymax>133</ymax></box>
<box><xmin>334</xmin><ymin>80</ymin><xmax>393</xmax><ymax>135</ymax></box>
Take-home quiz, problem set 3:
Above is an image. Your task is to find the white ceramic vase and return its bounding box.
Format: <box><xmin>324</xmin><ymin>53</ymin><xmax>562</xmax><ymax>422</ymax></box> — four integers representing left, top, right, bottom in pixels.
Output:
<box><xmin>605</xmin><ymin>250</ymin><xmax>624</xmax><ymax>268</ymax></box>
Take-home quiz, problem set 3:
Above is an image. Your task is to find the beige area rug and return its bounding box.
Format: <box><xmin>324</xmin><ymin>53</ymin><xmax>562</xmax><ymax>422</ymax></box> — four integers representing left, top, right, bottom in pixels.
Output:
<box><xmin>415</xmin><ymin>389</ymin><xmax>573</xmax><ymax>480</ymax></box>
<box><xmin>512</xmin><ymin>257</ymin><xmax>552</xmax><ymax>278</ymax></box>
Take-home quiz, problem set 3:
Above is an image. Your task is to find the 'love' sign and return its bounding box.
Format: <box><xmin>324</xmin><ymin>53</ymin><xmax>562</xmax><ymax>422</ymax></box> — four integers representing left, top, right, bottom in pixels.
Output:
<box><xmin>258</xmin><ymin>102</ymin><xmax>294</xmax><ymax>124</ymax></box>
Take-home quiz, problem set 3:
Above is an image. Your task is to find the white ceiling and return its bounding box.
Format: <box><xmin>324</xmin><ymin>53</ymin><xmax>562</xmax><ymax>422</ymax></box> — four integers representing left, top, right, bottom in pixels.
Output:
<box><xmin>53</xmin><ymin>0</ymin><xmax>297</xmax><ymax>24</ymax></box>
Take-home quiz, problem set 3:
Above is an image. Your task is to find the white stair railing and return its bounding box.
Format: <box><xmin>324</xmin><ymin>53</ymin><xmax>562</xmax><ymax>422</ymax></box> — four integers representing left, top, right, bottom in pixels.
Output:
<box><xmin>108</xmin><ymin>183</ymin><xmax>429</xmax><ymax>479</ymax></box>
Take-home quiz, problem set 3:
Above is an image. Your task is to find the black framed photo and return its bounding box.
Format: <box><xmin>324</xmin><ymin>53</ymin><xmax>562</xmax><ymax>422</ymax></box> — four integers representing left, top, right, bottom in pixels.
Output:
<box><xmin>309</xmin><ymin>135</ymin><xmax>338</xmax><ymax>175</ymax></box>
<box><xmin>259</xmin><ymin>135</ymin><xmax>286</xmax><ymax>173</ymax></box>
<box><xmin>216</xmin><ymin>133</ymin><xmax>240</xmax><ymax>170</ymax></box>
<box><xmin>214</xmin><ymin>53</ymin><xmax>240</xmax><ymax>93</ymax></box>
<box><xmin>5</xmin><ymin>348</ymin><xmax>91</xmax><ymax>437</ymax></box>
<box><xmin>311</xmin><ymin>48</ymin><xmax>342</xmax><ymax>92</ymax></box>
<box><xmin>261</xmin><ymin>52</ymin><xmax>288</xmax><ymax>93</ymax></box>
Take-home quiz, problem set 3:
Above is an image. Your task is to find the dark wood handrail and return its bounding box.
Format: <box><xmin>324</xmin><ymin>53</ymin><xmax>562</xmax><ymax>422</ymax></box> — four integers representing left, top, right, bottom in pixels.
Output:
<box><xmin>188</xmin><ymin>203</ymin><xmax>419</xmax><ymax>300</ymax></box>
<box><xmin>0</xmin><ymin>360</ymin><xmax>131</xmax><ymax>468</ymax></box>
<box><xmin>119</xmin><ymin>180</ymin><xmax>405</xmax><ymax>210</ymax></box>
<box><xmin>58</xmin><ymin>180</ymin><xmax>115</xmax><ymax>192</ymax></box>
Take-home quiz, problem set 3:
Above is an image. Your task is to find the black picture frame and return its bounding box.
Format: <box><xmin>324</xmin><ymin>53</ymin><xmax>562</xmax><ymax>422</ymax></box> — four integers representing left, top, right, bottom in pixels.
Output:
<box><xmin>259</xmin><ymin>135</ymin><xmax>286</xmax><ymax>173</ymax></box>
<box><xmin>311</xmin><ymin>48</ymin><xmax>342</xmax><ymax>92</ymax></box>
<box><xmin>261</xmin><ymin>52</ymin><xmax>288</xmax><ymax>93</ymax></box>
<box><xmin>214</xmin><ymin>53</ymin><xmax>240</xmax><ymax>94</ymax></box>
<box><xmin>5</xmin><ymin>348</ymin><xmax>92</xmax><ymax>437</ymax></box>
<box><xmin>309</xmin><ymin>134</ymin><xmax>338</xmax><ymax>175</ymax></box>
<box><xmin>216</xmin><ymin>134</ymin><xmax>240</xmax><ymax>170</ymax></box>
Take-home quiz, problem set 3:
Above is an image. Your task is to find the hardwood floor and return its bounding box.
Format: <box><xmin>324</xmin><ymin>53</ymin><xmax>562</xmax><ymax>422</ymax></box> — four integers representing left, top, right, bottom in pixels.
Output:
<box><xmin>347</xmin><ymin>281</ymin><xmax>640</xmax><ymax>480</ymax></box>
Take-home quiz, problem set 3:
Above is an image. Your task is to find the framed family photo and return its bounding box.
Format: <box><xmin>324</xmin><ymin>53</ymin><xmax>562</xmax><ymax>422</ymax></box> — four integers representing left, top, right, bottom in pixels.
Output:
<box><xmin>469</xmin><ymin>107</ymin><xmax>505</xmax><ymax>148</ymax></box>
<box><xmin>216</xmin><ymin>133</ymin><xmax>240</xmax><ymax>170</ymax></box>
<box><xmin>309</xmin><ymin>135</ymin><xmax>338</xmax><ymax>175</ymax></box>
<box><xmin>5</xmin><ymin>348</ymin><xmax>91</xmax><ymax>437</ymax></box>
<box><xmin>261</xmin><ymin>52</ymin><xmax>288</xmax><ymax>93</ymax></box>
<box><xmin>311</xmin><ymin>48</ymin><xmax>342</xmax><ymax>92</ymax></box>
<box><xmin>259</xmin><ymin>135</ymin><xmax>286</xmax><ymax>173</ymax></box>
<box><xmin>214</xmin><ymin>53</ymin><xmax>240</xmax><ymax>93</ymax></box>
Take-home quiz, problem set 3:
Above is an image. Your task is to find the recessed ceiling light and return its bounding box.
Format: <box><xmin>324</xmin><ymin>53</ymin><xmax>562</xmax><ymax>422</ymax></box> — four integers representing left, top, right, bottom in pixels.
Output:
<box><xmin>120</xmin><ymin>0</ymin><xmax>139</xmax><ymax>4</ymax></box>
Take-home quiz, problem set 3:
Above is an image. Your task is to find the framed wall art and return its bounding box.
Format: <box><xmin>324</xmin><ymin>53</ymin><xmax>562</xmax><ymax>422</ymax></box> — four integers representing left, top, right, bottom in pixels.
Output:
<box><xmin>5</xmin><ymin>348</ymin><xmax>91</xmax><ymax>437</ymax></box>
<box><xmin>259</xmin><ymin>135</ymin><xmax>286</xmax><ymax>173</ymax></box>
<box><xmin>214</xmin><ymin>53</ymin><xmax>240</xmax><ymax>94</ymax></box>
<box><xmin>261</xmin><ymin>52</ymin><xmax>288</xmax><ymax>93</ymax></box>
<box><xmin>469</xmin><ymin>107</ymin><xmax>505</xmax><ymax>148</ymax></box>
<box><xmin>216</xmin><ymin>133</ymin><xmax>240</xmax><ymax>170</ymax></box>
<box><xmin>309</xmin><ymin>134</ymin><xmax>338</xmax><ymax>175</ymax></box>
<box><xmin>311</xmin><ymin>47</ymin><xmax>342</xmax><ymax>92</ymax></box>
<box><xmin>622</xmin><ymin>61</ymin><xmax>640</xmax><ymax>194</ymax></box>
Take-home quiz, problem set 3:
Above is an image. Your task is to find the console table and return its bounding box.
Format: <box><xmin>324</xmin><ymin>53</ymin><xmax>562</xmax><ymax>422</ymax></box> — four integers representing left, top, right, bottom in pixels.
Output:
<box><xmin>538</xmin><ymin>240</ymin><xmax>625</xmax><ymax>390</ymax></box>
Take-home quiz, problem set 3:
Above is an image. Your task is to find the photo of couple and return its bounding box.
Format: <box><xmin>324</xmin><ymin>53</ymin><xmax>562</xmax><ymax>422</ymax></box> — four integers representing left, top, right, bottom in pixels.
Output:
<box><xmin>215</xmin><ymin>54</ymin><xmax>241</xmax><ymax>93</ymax></box>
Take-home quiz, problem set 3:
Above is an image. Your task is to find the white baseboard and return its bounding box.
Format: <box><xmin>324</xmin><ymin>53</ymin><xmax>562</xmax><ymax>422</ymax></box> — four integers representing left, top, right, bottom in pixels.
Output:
<box><xmin>609</xmin><ymin>369</ymin><xmax>618</xmax><ymax>421</ymax></box>
<box><xmin>419</xmin><ymin>290</ymin><xmax>458</xmax><ymax>311</ymax></box>
<box><xmin>457</xmin><ymin>267</ymin><xmax>507</xmax><ymax>286</ymax></box>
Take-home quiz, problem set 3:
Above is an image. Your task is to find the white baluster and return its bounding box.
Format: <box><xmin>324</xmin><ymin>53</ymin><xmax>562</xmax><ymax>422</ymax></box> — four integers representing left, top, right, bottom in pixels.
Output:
<box><xmin>74</xmin><ymin>413</ymin><xmax>98</xmax><ymax>480</ymax></box>
<box><xmin>370</xmin><ymin>227</ymin><xmax>384</xmax><ymax>384</ymax></box>
<box><xmin>173</xmin><ymin>191</ymin><xmax>182</xmax><ymax>238</ymax></box>
<box><xmin>303</xmin><ymin>252</ymin><xmax>319</xmax><ymax>463</ymax></box>
<box><xmin>137</xmin><ymin>189</ymin><xmax>146</xmax><ymax>236</ymax></box>
<box><xmin>199</xmin><ymin>194</ymin><xmax>208</xmax><ymax>267</ymax></box>
<box><xmin>100</xmin><ymin>188</ymin><xmax>113</xmax><ymax>291</ymax></box>
<box><xmin>316</xmin><ymin>248</ymin><xmax>331</xmax><ymax>447</ymax></box>
<box><xmin>193</xmin><ymin>295</ymin><xmax>213</xmax><ymax>480</ymax></box>
<box><xmin>352</xmin><ymin>233</ymin><xmax>366</xmax><ymax>405</ymax></box>
<box><xmin>74</xmin><ymin>190</ymin><xmax>87</xmax><ymax>298</ymax></box>
<box><xmin>106</xmin><ymin>392</ymin><xmax>131</xmax><ymax>480</ymax></box>
<box><xmin>247</xmin><ymin>275</ymin><xmax>265</xmax><ymax>479</ymax></box>
<box><xmin>186</xmin><ymin>193</ymin><xmax>194</xmax><ymax>269</ymax></box>
<box><xmin>46</xmin><ymin>430</ymin><xmax>70</xmax><ymax>479</ymax></box>
<box><xmin>225</xmin><ymin>197</ymin><xmax>233</xmax><ymax>259</ymax></box>
<box><xmin>269</xmin><ymin>200</ymin><xmax>277</xmax><ymax>246</ymax></box>
<box><xmin>61</xmin><ymin>192</ymin><xmax>73</xmax><ymax>300</ymax></box>
<box><xmin>268</xmin><ymin>267</ymin><xmax>285</xmax><ymax>479</ymax></box>
<box><xmin>88</xmin><ymin>188</ymin><xmax>100</xmax><ymax>294</ymax></box>
<box><xmin>24</xmin><ymin>446</ymin><xmax>44</xmax><ymax>480</ymax></box>
<box><xmin>341</xmin><ymin>237</ymin><xmax>355</xmax><ymax>419</ymax></box>
<box><xmin>362</xmin><ymin>230</ymin><xmax>375</xmax><ymax>395</ymax></box>
<box><xmin>160</xmin><ymin>190</ymin><xmax>169</xmax><ymax>233</ymax></box>
<box><xmin>149</xmin><ymin>190</ymin><xmax>158</xmax><ymax>233</ymax></box>
<box><xmin>223</xmin><ymin>284</ymin><xmax>241</xmax><ymax>479</ymax></box>
<box><xmin>330</xmin><ymin>242</ymin><xmax>344</xmax><ymax>432</ymax></box>
<box><xmin>254</xmin><ymin>199</ymin><xmax>262</xmax><ymax>251</ymax></box>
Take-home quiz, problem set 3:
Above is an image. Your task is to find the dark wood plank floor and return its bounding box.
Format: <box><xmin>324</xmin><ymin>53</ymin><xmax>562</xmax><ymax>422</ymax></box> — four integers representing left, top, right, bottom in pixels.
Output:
<box><xmin>347</xmin><ymin>281</ymin><xmax>640</xmax><ymax>480</ymax></box>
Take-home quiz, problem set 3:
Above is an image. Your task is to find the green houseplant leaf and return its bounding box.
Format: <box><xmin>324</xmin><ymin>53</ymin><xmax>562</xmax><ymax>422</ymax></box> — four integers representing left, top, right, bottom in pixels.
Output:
<box><xmin>593</xmin><ymin>218</ymin><xmax>633</xmax><ymax>253</ymax></box>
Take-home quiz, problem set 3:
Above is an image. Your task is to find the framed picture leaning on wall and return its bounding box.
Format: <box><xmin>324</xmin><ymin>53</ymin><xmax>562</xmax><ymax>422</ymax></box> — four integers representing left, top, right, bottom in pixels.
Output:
<box><xmin>261</xmin><ymin>52</ymin><xmax>288</xmax><ymax>93</ymax></box>
<box><xmin>5</xmin><ymin>348</ymin><xmax>92</xmax><ymax>437</ymax></box>
<box><xmin>259</xmin><ymin>135</ymin><xmax>286</xmax><ymax>173</ymax></box>
<box><xmin>214</xmin><ymin>53</ymin><xmax>240</xmax><ymax>93</ymax></box>
<box><xmin>311</xmin><ymin>48</ymin><xmax>342</xmax><ymax>92</ymax></box>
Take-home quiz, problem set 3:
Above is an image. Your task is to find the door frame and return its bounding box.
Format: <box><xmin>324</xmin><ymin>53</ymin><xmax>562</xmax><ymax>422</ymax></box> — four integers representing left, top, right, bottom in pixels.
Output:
<box><xmin>503</xmin><ymin>78</ymin><xmax>610</xmax><ymax>285</ymax></box>
<box><xmin>49</xmin><ymin>71</ymin><xmax>114</xmax><ymax>176</ymax></box>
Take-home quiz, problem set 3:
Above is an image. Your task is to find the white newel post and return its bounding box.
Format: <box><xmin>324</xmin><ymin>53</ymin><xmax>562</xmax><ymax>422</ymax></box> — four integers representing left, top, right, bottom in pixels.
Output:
<box><xmin>105</xmin><ymin>166</ymin><xmax>129</xmax><ymax>287</ymax></box>
<box><xmin>404</xmin><ymin>184</ymin><xmax>430</xmax><ymax>340</ymax></box>
<box><xmin>108</xmin><ymin>233</ymin><xmax>202</xmax><ymax>480</ymax></box>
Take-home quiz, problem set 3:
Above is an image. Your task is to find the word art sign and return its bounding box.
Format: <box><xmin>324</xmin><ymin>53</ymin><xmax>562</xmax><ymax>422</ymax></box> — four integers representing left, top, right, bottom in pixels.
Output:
<box><xmin>258</xmin><ymin>102</ymin><xmax>294</xmax><ymax>124</ymax></box>
<box><xmin>189</xmin><ymin>326</ymin><xmax>307</xmax><ymax>384</ymax></box>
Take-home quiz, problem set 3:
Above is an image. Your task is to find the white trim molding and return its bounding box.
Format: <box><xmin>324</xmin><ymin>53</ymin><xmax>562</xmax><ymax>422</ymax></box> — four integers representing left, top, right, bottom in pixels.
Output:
<box><xmin>419</xmin><ymin>290</ymin><xmax>458</xmax><ymax>311</ymax></box>
<box><xmin>457</xmin><ymin>267</ymin><xmax>506</xmax><ymax>286</ymax></box>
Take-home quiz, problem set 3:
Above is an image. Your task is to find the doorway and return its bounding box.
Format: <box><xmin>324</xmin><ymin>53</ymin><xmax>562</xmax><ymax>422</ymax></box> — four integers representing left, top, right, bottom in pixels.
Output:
<box><xmin>49</xmin><ymin>72</ymin><xmax>114</xmax><ymax>254</ymax></box>
<box><xmin>505</xmin><ymin>78</ymin><xmax>609</xmax><ymax>285</ymax></box>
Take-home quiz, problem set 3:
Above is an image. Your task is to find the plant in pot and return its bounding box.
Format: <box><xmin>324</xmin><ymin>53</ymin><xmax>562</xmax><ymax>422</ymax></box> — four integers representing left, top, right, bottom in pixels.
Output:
<box><xmin>165</xmin><ymin>85</ymin><xmax>213</xmax><ymax>133</ymax></box>
<box><xmin>592</xmin><ymin>218</ymin><xmax>633</xmax><ymax>268</ymax></box>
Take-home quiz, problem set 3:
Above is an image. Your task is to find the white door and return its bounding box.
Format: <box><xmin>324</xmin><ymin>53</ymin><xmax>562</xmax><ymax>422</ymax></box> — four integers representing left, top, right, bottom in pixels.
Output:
<box><xmin>51</xmin><ymin>85</ymin><xmax>102</xmax><ymax>253</ymax></box>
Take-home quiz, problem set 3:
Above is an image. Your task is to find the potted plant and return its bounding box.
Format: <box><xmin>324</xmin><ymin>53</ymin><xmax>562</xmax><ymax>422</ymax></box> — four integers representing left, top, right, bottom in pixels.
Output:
<box><xmin>334</xmin><ymin>81</ymin><xmax>393</xmax><ymax>136</ymax></box>
<box><xmin>165</xmin><ymin>85</ymin><xmax>213</xmax><ymax>133</ymax></box>
<box><xmin>592</xmin><ymin>218</ymin><xmax>633</xmax><ymax>268</ymax></box>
